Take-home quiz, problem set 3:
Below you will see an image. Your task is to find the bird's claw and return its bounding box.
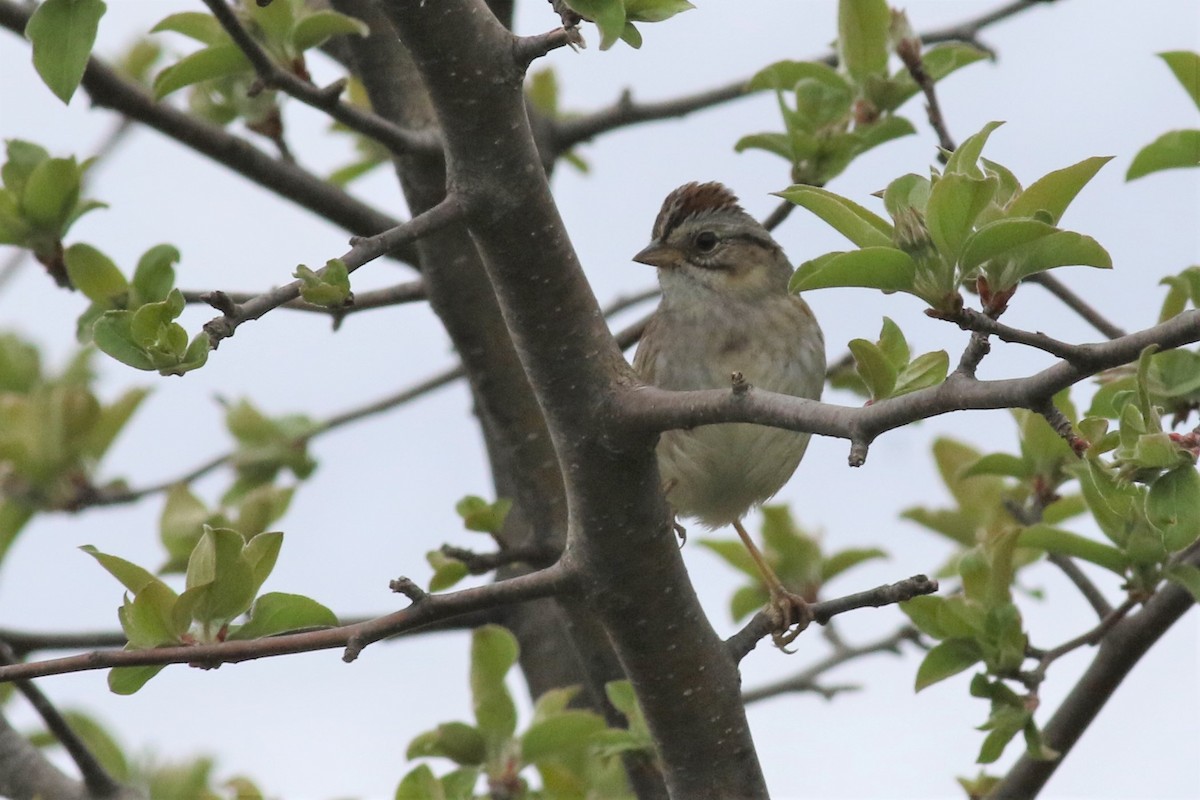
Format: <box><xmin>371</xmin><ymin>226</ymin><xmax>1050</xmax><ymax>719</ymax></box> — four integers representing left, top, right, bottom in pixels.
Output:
<box><xmin>672</xmin><ymin>518</ymin><xmax>688</xmax><ymax>547</ymax></box>
<box><xmin>768</xmin><ymin>590</ymin><xmax>813</xmax><ymax>652</ymax></box>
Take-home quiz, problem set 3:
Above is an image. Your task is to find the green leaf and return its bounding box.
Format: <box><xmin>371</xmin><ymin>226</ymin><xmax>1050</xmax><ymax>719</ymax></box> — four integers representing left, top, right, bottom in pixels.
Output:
<box><xmin>92</xmin><ymin>312</ymin><xmax>154</xmax><ymax>370</ymax></box>
<box><xmin>945</xmin><ymin>121</ymin><xmax>1004</xmax><ymax>177</ymax></box>
<box><xmin>1146</xmin><ymin>466</ymin><xmax>1200</xmax><ymax>552</ymax></box>
<box><xmin>2</xmin><ymin>140</ymin><xmax>51</xmax><ymax>195</ymax></box>
<box><xmin>21</xmin><ymin>157</ymin><xmax>81</xmax><ymax>231</ymax></box>
<box><xmin>295</xmin><ymin>259</ymin><xmax>351</xmax><ymax>307</ymax></box>
<box><xmin>153</xmin><ymin>44</ymin><xmax>251</xmax><ymax>99</ymax></box>
<box><xmin>65</xmin><ymin>243</ymin><xmax>126</xmax><ymax>303</ymax></box>
<box><xmin>132</xmin><ymin>244</ymin><xmax>179</xmax><ymax>304</ymax></box>
<box><xmin>291</xmin><ymin>10</ymin><xmax>368</xmax><ymax>52</ymax></box>
<box><xmin>1017</xmin><ymin>524</ymin><xmax>1128</xmax><ymax>575</ymax></box>
<box><xmin>926</xmin><ymin>173</ymin><xmax>997</xmax><ymax>263</ymax></box>
<box><xmin>521</xmin><ymin>710</ymin><xmax>606</xmax><ymax>764</ymax></box>
<box><xmin>961</xmin><ymin>218</ymin><xmax>1111</xmax><ymax>285</ymax></box>
<box><xmin>565</xmin><ymin>0</ymin><xmax>626</xmax><ymax>50</ymax></box>
<box><xmin>407</xmin><ymin>722</ymin><xmax>487</xmax><ymax>767</ymax></box>
<box><xmin>775</xmin><ymin>185</ymin><xmax>892</xmax><ymax>247</ymax></box>
<box><xmin>150</xmin><ymin>12</ymin><xmax>226</xmax><ymax>45</ymax></box>
<box><xmin>454</xmin><ymin>495</ymin><xmax>511</xmax><ymax>534</ymax></box>
<box><xmin>183</xmin><ymin>527</ymin><xmax>256</xmax><ymax>627</ymax></box>
<box><xmin>526</xmin><ymin>68</ymin><xmax>558</xmax><ymax>116</ymax></box>
<box><xmin>1007</xmin><ymin>156</ymin><xmax>1111</xmax><ymax>224</ymax></box>
<box><xmin>790</xmin><ymin>247</ymin><xmax>916</xmax><ymax>294</ymax></box>
<box><xmin>80</xmin><ymin>544</ymin><xmax>165</xmax><ymax>595</ymax></box>
<box><xmin>900</xmin><ymin>595</ymin><xmax>948</xmax><ymax>638</ymax></box>
<box><xmin>848</xmin><ymin>338</ymin><xmax>897</xmax><ymax>400</ymax></box>
<box><xmin>108</xmin><ymin>664</ymin><xmax>165</xmax><ymax>696</ymax></box>
<box><xmin>746</xmin><ymin>60</ymin><xmax>850</xmax><ymax>94</ymax></box>
<box><xmin>119</xmin><ymin>581</ymin><xmax>181</xmax><ymax>647</ymax></box>
<box><xmin>837</xmin><ymin>0</ymin><xmax>889</xmax><ymax>84</ymax></box>
<box><xmin>883</xmin><ymin>173</ymin><xmax>931</xmax><ymax>220</ymax></box>
<box><xmin>426</xmin><ymin>550</ymin><xmax>468</xmax><ymax>592</ymax></box>
<box><xmin>730</xmin><ymin>584</ymin><xmax>768</xmax><ymax>621</ymax></box>
<box><xmin>243</xmin><ymin>529</ymin><xmax>283</xmax><ymax>594</ymax></box>
<box><xmin>159</xmin><ymin>484</ymin><xmax>212</xmax><ymax>570</ymax></box>
<box><xmin>876</xmin><ymin>317</ymin><xmax>910</xmax><ymax>368</ymax></box>
<box><xmin>961</xmin><ymin>452</ymin><xmax>1031</xmax><ymax>480</ymax></box>
<box><xmin>624</xmin><ymin>0</ymin><xmax>695</xmax><ymax>24</ymax></box>
<box><xmin>25</xmin><ymin>0</ymin><xmax>107</xmax><ymax>104</ymax></box>
<box><xmin>695</xmin><ymin>537</ymin><xmax>758</xmax><ymax>579</ymax></box>
<box><xmin>915</xmin><ymin>639</ymin><xmax>982</xmax><ymax>691</ymax></box>
<box><xmin>395</xmin><ymin>764</ymin><xmax>442</xmax><ymax>800</ymax></box>
<box><xmin>470</xmin><ymin>625</ymin><xmax>519</xmax><ymax>746</ymax></box>
<box><xmin>1126</xmin><ymin>130</ymin><xmax>1200</xmax><ymax>180</ymax></box>
<box><xmin>228</xmin><ymin>592</ymin><xmax>337</xmax><ymax>640</ymax></box>
<box><xmin>893</xmin><ymin>351</ymin><xmax>949</xmax><ymax>397</ymax></box>
<box><xmin>1165</xmin><ymin>563</ymin><xmax>1200</xmax><ymax>603</ymax></box>
<box><xmin>821</xmin><ymin>547</ymin><xmax>887</xmax><ymax>583</ymax></box>
<box><xmin>1161</xmin><ymin>51</ymin><xmax>1200</xmax><ymax>110</ymax></box>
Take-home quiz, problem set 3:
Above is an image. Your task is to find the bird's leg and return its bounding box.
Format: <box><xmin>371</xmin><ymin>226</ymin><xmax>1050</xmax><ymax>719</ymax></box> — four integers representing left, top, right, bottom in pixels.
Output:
<box><xmin>661</xmin><ymin>478</ymin><xmax>687</xmax><ymax>546</ymax></box>
<box><xmin>731</xmin><ymin>518</ymin><xmax>812</xmax><ymax>649</ymax></box>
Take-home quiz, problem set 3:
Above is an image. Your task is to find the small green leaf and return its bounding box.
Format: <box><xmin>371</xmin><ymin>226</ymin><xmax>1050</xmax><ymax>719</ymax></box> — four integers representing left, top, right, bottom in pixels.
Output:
<box><xmin>893</xmin><ymin>351</ymin><xmax>949</xmax><ymax>397</ymax></box>
<box><xmin>926</xmin><ymin>173</ymin><xmax>997</xmax><ymax>263</ymax></box>
<box><xmin>837</xmin><ymin>0</ymin><xmax>889</xmax><ymax>84</ymax></box>
<box><xmin>882</xmin><ymin>173</ymin><xmax>931</xmax><ymax>220</ymax></box>
<box><xmin>108</xmin><ymin>664</ymin><xmax>165</xmax><ymax>696</ymax></box>
<box><xmin>624</xmin><ymin>0</ymin><xmax>695</xmax><ymax>24</ymax></box>
<box><xmin>150</xmin><ymin>12</ymin><xmax>226</xmax><ymax>45</ymax></box>
<box><xmin>21</xmin><ymin>157</ymin><xmax>82</xmax><ymax>232</ymax></box>
<box><xmin>153</xmin><ymin>44</ymin><xmax>251</xmax><ymax>99</ymax></box>
<box><xmin>945</xmin><ymin>121</ymin><xmax>1004</xmax><ymax>177</ymax></box>
<box><xmin>1161</xmin><ymin>51</ymin><xmax>1200</xmax><ymax>110</ymax></box>
<box><xmin>80</xmin><ymin>544</ymin><xmax>165</xmax><ymax>595</ymax></box>
<box><xmin>961</xmin><ymin>452</ymin><xmax>1031</xmax><ymax>480</ymax></box>
<box><xmin>426</xmin><ymin>550</ymin><xmax>469</xmax><ymax>592</ymax></box>
<box><xmin>915</xmin><ymin>639</ymin><xmax>982</xmax><ymax>691</ymax></box>
<box><xmin>521</xmin><ymin>710</ymin><xmax>606</xmax><ymax>764</ymax></box>
<box><xmin>1007</xmin><ymin>156</ymin><xmax>1111</xmax><ymax>224</ymax></box>
<box><xmin>1165</xmin><ymin>563</ymin><xmax>1200</xmax><ymax>603</ymax></box>
<box><xmin>848</xmin><ymin>338</ymin><xmax>897</xmax><ymax>400</ymax></box>
<box><xmin>454</xmin><ymin>495</ymin><xmax>511</xmax><ymax>534</ymax></box>
<box><xmin>876</xmin><ymin>317</ymin><xmax>910</xmax><ymax>368</ymax></box>
<box><xmin>470</xmin><ymin>625</ymin><xmax>519</xmax><ymax>746</ymax></box>
<box><xmin>132</xmin><ymin>244</ymin><xmax>179</xmax><ymax>303</ymax></box>
<box><xmin>159</xmin><ymin>484</ymin><xmax>212</xmax><ymax>570</ymax></box>
<box><xmin>775</xmin><ymin>185</ymin><xmax>893</xmax><ymax>247</ymax></box>
<box><xmin>1126</xmin><ymin>130</ymin><xmax>1200</xmax><ymax>180</ymax></box>
<box><xmin>820</xmin><ymin>547</ymin><xmax>887</xmax><ymax>583</ymax></box>
<box><xmin>618</xmin><ymin>21</ymin><xmax>643</xmax><ymax>48</ymax></box>
<box><xmin>243</xmin><ymin>529</ymin><xmax>283</xmax><ymax>594</ymax></box>
<box><xmin>407</xmin><ymin>722</ymin><xmax>487</xmax><ymax>767</ymax></box>
<box><xmin>790</xmin><ymin>247</ymin><xmax>916</xmax><ymax>294</ymax></box>
<box><xmin>64</xmin><ymin>243</ymin><xmax>126</xmax><ymax>303</ymax></box>
<box><xmin>120</xmin><ymin>581</ymin><xmax>181</xmax><ymax>647</ymax></box>
<box><xmin>291</xmin><ymin>10</ymin><xmax>369</xmax><ymax>52</ymax></box>
<box><xmin>730</xmin><ymin>584</ymin><xmax>769</xmax><ymax>621</ymax></box>
<box><xmin>565</xmin><ymin>0</ymin><xmax>626</xmax><ymax>50</ymax></box>
<box><xmin>395</xmin><ymin>764</ymin><xmax>442</xmax><ymax>800</ymax></box>
<box><xmin>228</xmin><ymin>592</ymin><xmax>337</xmax><ymax>640</ymax></box>
<box><xmin>25</xmin><ymin>0</ymin><xmax>107</xmax><ymax>103</ymax></box>
<box><xmin>900</xmin><ymin>595</ymin><xmax>949</xmax><ymax>639</ymax></box>
<box><xmin>747</xmin><ymin>60</ymin><xmax>850</xmax><ymax>94</ymax></box>
<box><xmin>1017</xmin><ymin>524</ymin><xmax>1128</xmax><ymax>576</ymax></box>
<box><xmin>1146</xmin><ymin>466</ymin><xmax>1200</xmax><ymax>552</ymax></box>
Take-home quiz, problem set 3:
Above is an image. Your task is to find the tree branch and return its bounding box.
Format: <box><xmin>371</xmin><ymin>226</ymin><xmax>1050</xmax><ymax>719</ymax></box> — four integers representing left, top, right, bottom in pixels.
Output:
<box><xmin>181</xmin><ymin>279</ymin><xmax>426</xmax><ymax>324</ymax></box>
<box><xmin>201</xmin><ymin>196</ymin><xmax>463</xmax><ymax>343</ymax></box>
<box><xmin>993</xmin><ymin>550</ymin><xmax>1199</xmax><ymax>798</ymax></box>
<box><xmin>551</xmin><ymin>0</ymin><xmax>1059</xmax><ymax>152</ymax></box>
<box><xmin>619</xmin><ymin>309</ymin><xmax>1200</xmax><ymax>466</ymax></box>
<box><xmin>0</xmin><ymin>644</ymin><xmax>124</xmax><ymax>799</ymax></box>
<box><xmin>200</xmin><ymin>0</ymin><xmax>440</xmax><ymax>157</ymax></box>
<box><xmin>0</xmin><ymin>562</ymin><xmax>574</xmax><ymax>683</ymax></box>
<box><xmin>0</xmin><ymin>0</ymin><xmax>416</xmax><ymax>264</ymax></box>
<box><xmin>726</xmin><ymin>575</ymin><xmax>937</xmax><ymax>663</ymax></box>
<box><xmin>742</xmin><ymin>626</ymin><xmax>922</xmax><ymax>703</ymax></box>
<box><xmin>1027</xmin><ymin>272</ymin><xmax>1128</xmax><ymax>340</ymax></box>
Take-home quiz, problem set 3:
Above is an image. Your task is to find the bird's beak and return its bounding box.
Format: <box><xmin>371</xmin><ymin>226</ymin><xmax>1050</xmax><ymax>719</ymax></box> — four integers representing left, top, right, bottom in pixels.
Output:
<box><xmin>632</xmin><ymin>241</ymin><xmax>681</xmax><ymax>269</ymax></box>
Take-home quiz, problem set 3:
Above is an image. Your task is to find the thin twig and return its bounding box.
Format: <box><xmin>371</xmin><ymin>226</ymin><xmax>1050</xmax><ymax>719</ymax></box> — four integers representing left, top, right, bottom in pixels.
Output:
<box><xmin>761</xmin><ymin>199</ymin><xmax>796</xmax><ymax>232</ymax></box>
<box><xmin>0</xmin><ymin>643</ymin><xmax>122</xmax><ymax>797</ymax></box>
<box><xmin>895</xmin><ymin>36</ymin><xmax>956</xmax><ymax>160</ymax></box>
<box><xmin>202</xmin><ymin>197</ymin><xmax>463</xmax><ymax>344</ymax></box>
<box><xmin>947</xmin><ymin>307</ymin><xmax>1087</xmax><ymax>362</ymax></box>
<box><xmin>1026</xmin><ymin>273</ymin><xmax>1127</xmax><ymax>340</ymax></box>
<box><xmin>199</xmin><ymin>0</ymin><xmax>439</xmax><ymax>156</ymax></box>
<box><xmin>181</xmin><ymin>280</ymin><xmax>426</xmax><ymax>321</ymax></box>
<box><xmin>440</xmin><ymin>543</ymin><xmax>558</xmax><ymax>574</ymax></box>
<box><xmin>0</xmin><ymin>562</ymin><xmax>576</xmax><ymax>683</ymax></box>
<box><xmin>742</xmin><ymin>626</ymin><xmax>922</xmax><ymax>703</ymax></box>
<box><xmin>1018</xmin><ymin>597</ymin><xmax>1138</xmax><ymax>692</ymax></box>
<box><xmin>726</xmin><ymin>575</ymin><xmax>937</xmax><ymax>662</ymax></box>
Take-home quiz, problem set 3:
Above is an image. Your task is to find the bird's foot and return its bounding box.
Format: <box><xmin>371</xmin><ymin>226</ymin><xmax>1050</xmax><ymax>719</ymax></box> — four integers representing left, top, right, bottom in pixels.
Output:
<box><xmin>767</xmin><ymin>589</ymin><xmax>813</xmax><ymax>652</ymax></box>
<box><xmin>672</xmin><ymin>518</ymin><xmax>687</xmax><ymax>547</ymax></box>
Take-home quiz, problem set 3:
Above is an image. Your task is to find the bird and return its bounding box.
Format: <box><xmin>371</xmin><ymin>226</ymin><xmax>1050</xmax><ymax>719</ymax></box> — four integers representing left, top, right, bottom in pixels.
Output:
<box><xmin>632</xmin><ymin>181</ymin><xmax>826</xmax><ymax>648</ymax></box>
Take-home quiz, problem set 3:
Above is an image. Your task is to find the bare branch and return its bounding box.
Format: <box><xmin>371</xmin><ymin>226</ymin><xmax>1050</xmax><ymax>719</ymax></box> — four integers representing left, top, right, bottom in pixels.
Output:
<box><xmin>0</xmin><ymin>562</ymin><xmax>575</xmax><ymax>683</ymax></box>
<box><xmin>0</xmin><ymin>644</ymin><xmax>124</xmax><ymax>798</ymax></box>
<box><xmin>440</xmin><ymin>543</ymin><xmax>558</xmax><ymax>574</ymax></box>
<box><xmin>199</xmin><ymin>0</ymin><xmax>440</xmax><ymax>157</ymax></box>
<box><xmin>726</xmin><ymin>575</ymin><xmax>937</xmax><ymax>663</ymax></box>
<box><xmin>947</xmin><ymin>307</ymin><xmax>1086</xmax><ymax>362</ymax></box>
<box><xmin>514</xmin><ymin>26</ymin><xmax>573</xmax><ymax>66</ymax></box>
<box><xmin>1019</xmin><ymin>598</ymin><xmax>1138</xmax><ymax>692</ymax></box>
<box><xmin>202</xmin><ymin>197</ymin><xmax>464</xmax><ymax>344</ymax></box>
<box><xmin>896</xmin><ymin>33</ymin><xmax>956</xmax><ymax>159</ymax></box>
<box><xmin>742</xmin><ymin>626</ymin><xmax>922</xmax><ymax>703</ymax></box>
<box><xmin>1027</xmin><ymin>272</ymin><xmax>1128</xmax><ymax>340</ymax></box>
<box><xmin>620</xmin><ymin>309</ymin><xmax>1200</xmax><ymax>466</ymax></box>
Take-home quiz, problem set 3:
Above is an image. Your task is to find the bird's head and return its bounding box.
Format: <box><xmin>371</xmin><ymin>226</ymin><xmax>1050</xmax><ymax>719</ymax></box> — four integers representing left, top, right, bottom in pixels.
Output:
<box><xmin>633</xmin><ymin>182</ymin><xmax>791</xmax><ymax>300</ymax></box>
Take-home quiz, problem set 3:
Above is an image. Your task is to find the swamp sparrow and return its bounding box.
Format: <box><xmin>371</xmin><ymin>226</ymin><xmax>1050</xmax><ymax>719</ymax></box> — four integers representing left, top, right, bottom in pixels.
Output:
<box><xmin>632</xmin><ymin>182</ymin><xmax>826</xmax><ymax>646</ymax></box>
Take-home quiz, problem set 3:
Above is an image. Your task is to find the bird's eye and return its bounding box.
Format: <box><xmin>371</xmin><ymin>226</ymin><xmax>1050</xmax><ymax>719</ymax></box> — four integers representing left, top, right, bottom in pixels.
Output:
<box><xmin>695</xmin><ymin>231</ymin><xmax>718</xmax><ymax>252</ymax></box>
